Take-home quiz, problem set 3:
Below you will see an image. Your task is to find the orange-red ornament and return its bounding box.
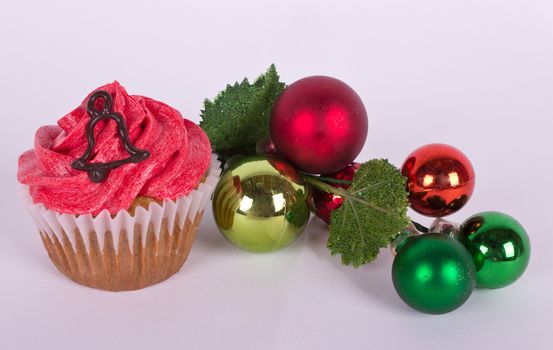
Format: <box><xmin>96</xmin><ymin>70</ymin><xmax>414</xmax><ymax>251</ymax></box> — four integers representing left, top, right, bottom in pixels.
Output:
<box><xmin>401</xmin><ymin>144</ymin><xmax>475</xmax><ymax>217</ymax></box>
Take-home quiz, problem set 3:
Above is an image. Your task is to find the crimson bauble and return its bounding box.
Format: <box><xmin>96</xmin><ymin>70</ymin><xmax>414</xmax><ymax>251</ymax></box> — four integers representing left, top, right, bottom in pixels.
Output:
<box><xmin>270</xmin><ymin>76</ymin><xmax>368</xmax><ymax>174</ymax></box>
<box><xmin>401</xmin><ymin>143</ymin><xmax>475</xmax><ymax>217</ymax></box>
<box><xmin>311</xmin><ymin>163</ymin><xmax>360</xmax><ymax>224</ymax></box>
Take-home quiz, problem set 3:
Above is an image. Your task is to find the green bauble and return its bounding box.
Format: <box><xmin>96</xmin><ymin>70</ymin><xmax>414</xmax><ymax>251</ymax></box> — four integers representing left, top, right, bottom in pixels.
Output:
<box><xmin>392</xmin><ymin>233</ymin><xmax>476</xmax><ymax>314</ymax></box>
<box><xmin>212</xmin><ymin>155</ymin><xmax>310</xmax><ymax>252</ymax></box>
<box><xmin>457</xmin><ymin>211</ymin><xmax>530</xmax><ymax>289</ymax></box>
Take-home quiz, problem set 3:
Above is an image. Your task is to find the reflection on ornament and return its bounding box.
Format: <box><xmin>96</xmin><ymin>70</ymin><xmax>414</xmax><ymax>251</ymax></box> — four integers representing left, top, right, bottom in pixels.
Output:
<box><xmin>311</xmin><ymin>163</ymin><xmax>360</xmax><ymax>224</ymax></box>
<box><xmin>401</xmin><ymin>143</ymin><xmax>475</xmax><ymax>217</ymax></box>
<box><xmin>255</xmin><ymin>136</ymin><xmax>278</xmax><ymax>156</ymax></box>
<box><xmin>456</xmin><ymin>211</ymin><xmax>531</xmax><ymax>289</ymax></box>
<box><xmin>212</xmin><ymin>155</ymin><xmax>310</xmax><ymax>252</ymax></box>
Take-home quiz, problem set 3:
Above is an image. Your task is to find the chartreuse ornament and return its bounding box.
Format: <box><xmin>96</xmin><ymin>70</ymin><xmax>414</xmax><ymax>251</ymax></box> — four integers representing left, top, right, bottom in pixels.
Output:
<box><xmin>212</xmin><ymin>155</ymin><xmax>309</xmax><ymax>252</ymax></box>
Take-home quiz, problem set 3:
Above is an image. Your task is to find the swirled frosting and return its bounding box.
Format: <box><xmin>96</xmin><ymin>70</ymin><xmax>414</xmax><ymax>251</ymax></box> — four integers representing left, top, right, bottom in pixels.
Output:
<box><xmin>17</xmin><ymin>81</ymin><xmax>211</xmax><ymax>216</ymax></box>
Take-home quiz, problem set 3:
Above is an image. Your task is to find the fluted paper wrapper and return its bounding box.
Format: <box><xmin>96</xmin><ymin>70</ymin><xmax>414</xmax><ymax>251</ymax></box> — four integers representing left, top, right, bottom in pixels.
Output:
<box><xmin>20</xmin><ymin>155</ymin><xmax>221</xmax><ymax>291</ymax></box>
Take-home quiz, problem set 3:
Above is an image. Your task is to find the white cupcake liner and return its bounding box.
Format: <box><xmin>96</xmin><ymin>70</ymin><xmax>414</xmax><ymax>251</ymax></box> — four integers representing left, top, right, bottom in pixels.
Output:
<box><xmin>19</xmin><ymin>155</ymin><xmax>221</xmax><ymax>255</ymax></box>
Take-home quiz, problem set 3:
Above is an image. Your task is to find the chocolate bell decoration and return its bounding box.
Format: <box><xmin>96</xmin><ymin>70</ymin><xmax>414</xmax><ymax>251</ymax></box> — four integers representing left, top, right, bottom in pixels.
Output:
<box><xmin>71</xmin><ymin>90</ymin><xmax>150</xmax><ymax>183</ymax></box>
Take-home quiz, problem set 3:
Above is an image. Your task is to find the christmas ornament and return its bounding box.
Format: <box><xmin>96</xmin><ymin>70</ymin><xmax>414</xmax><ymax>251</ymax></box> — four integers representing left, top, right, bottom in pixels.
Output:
<box><xmin>392</xmin><ymin>232</ymin><xmax>476</xmax><ymax>314</ymax></box>
<box><xmin>270</xmin><ymin>76</ymin><xmax>368</xmax><ymax>174</ymax></box>
<box><xmin>456</xmin><ymin>211</ymin><xmax>531</xmax><ymax>289</ymax></box>
<box><xmin>201</xmin><ymin>65</ymin><xmax>530</xmax><ymax>315</ymax></box>
<box><xmin>311</xmin><ymin>163</ymin><xmax>360</xmax><ymax>223</ymax></box>
<box><xmin>401</xmin><ymin>143</ymin><xmax>475</xmax><ymax>217</ymax></box>
<box><xmin>212</xmin><ymin>155</ymin><xmax>310</xmax><ymax>252</ymax></box>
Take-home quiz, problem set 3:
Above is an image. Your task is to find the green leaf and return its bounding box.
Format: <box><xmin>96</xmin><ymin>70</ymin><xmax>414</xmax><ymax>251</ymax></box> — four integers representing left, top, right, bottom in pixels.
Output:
<box><xmin>326</xmin><ymin>159</ymin><xmax>410</xmax><ymax>267</ymax></box>
<box><xmin>200</xmin><ymin>64</ymin><xmax>285</xmax><ymax>155</ymax></box>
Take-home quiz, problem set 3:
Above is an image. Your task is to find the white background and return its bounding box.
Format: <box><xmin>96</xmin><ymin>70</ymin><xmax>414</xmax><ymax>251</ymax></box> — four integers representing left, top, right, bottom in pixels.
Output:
<box><xmin>1</xmin><ymin>1</ymin><xmax>552</xmax><ymax>349</ymax></box>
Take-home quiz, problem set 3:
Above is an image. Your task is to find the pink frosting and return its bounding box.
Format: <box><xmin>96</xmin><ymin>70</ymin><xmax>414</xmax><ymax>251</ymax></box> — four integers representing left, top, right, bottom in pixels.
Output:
<box><xmin>17</xmin><ymin>81</ymin><xmax>212</xmax><ymax>216</ymax></box>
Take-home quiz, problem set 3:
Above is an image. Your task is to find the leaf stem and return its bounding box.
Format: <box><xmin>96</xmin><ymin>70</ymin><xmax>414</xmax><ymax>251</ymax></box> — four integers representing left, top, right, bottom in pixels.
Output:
<box><xmin>302</xmin><ymin>174</ymin><xmax>350</xmax><ymax>197</ymax></box>
<box><xmin>303</xmin><ymin>175</ymin><xmax>392</xmax><ymax>216</ymax></box>
<box><xmin>300</xmin><ymin>173</ymin><xmax>353</xmax><ymax>186</ymax></box>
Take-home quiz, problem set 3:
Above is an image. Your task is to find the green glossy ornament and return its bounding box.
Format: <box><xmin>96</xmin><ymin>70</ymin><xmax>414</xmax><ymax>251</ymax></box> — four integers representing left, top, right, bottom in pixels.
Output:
<box><xmin>456</xmin><ymin>211</ymin><xmax>530</xmax><ymax>289</ymax></box>
<box><xmin>392</xmin><ymin>233</ymin><xmax>476</xmax><ymax>314</ymax></box>
<box><xmin>212</xmin><ymin>155</ymin><xmax>310</xmax><ymax>252</ymax></box>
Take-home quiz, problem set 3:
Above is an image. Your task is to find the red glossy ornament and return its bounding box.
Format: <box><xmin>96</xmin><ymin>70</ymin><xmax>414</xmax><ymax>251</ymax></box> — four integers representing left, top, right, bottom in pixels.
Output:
<box><xmin>270</xmin><ymin>76</ymin><xmax>368</xmax><ymax>174</ymax></box>
<box><xmin>401</xmin><ymin>143</ymin><xmax>475</xmax><ymax>217</ymax></box>
<box><xmin>311</xmin><ymin>163</ymin><xmax>360</xmax><ymax>224</ymax></box>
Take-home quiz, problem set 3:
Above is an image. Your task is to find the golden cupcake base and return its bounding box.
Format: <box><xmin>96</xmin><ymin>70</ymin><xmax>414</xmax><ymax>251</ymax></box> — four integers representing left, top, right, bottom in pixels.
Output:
<box><xmin>39</xmin><ymin>213</ymin><xmax>203</xmax><ymax>291</ymax></box>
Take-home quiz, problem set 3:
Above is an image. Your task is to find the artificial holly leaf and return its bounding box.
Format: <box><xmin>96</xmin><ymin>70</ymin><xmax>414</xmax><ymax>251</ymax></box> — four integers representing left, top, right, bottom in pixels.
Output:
<box><xmin>200</xmin><ymin>64</ymin><xmax>285</xmax><ymax>155</ymax></box>
<box><xmin>327</xmin><ymin>159</ymin><xmax>410</xmax><ymax>267</ymax></box>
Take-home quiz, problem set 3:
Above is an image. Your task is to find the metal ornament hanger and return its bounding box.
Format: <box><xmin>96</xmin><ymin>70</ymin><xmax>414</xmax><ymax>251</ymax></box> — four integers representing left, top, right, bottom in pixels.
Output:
<box><xmin>71</xmin><ymin>90</ymin><xmax>151</xmax><ymax>183</ymax></box>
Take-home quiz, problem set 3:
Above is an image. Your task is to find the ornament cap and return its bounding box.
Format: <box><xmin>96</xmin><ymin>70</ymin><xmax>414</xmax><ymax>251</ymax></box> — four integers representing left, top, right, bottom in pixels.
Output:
<box><xmin>429</xmin><ymin>218</ymin><xmax>461</xmax><ymax>237</ymax></box>
<box><xmin>390</xmin><ymin>222</ymin><xmax>421</xmax><ymax>256</ymax></box>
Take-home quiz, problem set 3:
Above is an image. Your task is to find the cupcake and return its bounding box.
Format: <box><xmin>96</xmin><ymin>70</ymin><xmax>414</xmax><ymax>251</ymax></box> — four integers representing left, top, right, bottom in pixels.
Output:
<box><xmin>17</xmin><ymin>81</ymin><xmax>220</xmax><ymax>291</ymax></box>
